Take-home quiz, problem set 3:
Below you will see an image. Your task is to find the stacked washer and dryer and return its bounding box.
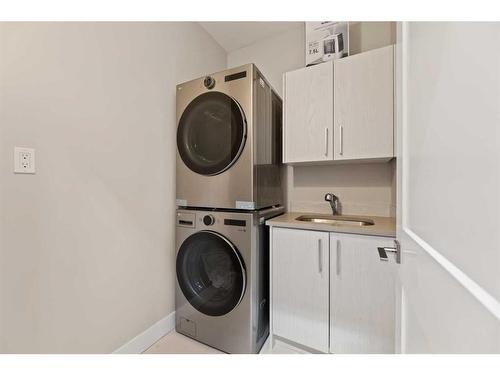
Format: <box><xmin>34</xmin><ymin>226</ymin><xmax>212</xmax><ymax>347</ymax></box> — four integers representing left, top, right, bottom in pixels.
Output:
<box><xmin>174</xmin><ymin>64</ymin><xmax>284</xmax><ymax>354</ymax></box>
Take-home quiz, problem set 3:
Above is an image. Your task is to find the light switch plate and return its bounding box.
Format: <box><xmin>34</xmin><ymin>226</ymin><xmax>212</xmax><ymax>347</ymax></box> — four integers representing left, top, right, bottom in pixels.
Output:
<box><xmin>14</xmin><ymin>147</ymin><xmax>35</xmax><ymax>174</ymax></box>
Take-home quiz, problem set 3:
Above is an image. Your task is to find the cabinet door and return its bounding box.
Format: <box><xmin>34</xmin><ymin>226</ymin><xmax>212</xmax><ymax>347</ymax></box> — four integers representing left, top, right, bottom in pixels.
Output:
<box><xmin>283</xmin><ymin>62</ymin><xmax>333</xmax><ymax>163</ymax></box>
<box><xmin>330</xmin><ymin>233</ymin><xmax>396</xmax><ymax>353</ymax></box>
<box><xmin>272</xmin><ymin>227</ymin><xmax>329</xmax><ymax>352</ymax></box>
<box><xmin>334</xmin><ymin>45</ymin><xmax>394</xmax><ymax>160</ymax></box>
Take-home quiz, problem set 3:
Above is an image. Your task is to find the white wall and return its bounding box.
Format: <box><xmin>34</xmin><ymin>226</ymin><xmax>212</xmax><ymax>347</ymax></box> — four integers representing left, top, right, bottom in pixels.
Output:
<box><xmin>227</xmin><ymin>25</ymin><xmax>304</xmax><ymax>97</ymax></box>
<box><xmin>228</xmin><ymin>23</ymin><xmax>396</xmax><ymax>217</ymax></box>
<box><xmin>0</xmin><ymin>22</ymin><xmax>226</xmax><ymax>353</ymax></box>
<box><xmin>290</xmin><ymin>162</ymin><xmax>396</xmax><ymax>217</ymax></box>
<box><xmin>349</xmin><ymin>22</ymin><xmax>396</xmax><ymax>55</ymax></box>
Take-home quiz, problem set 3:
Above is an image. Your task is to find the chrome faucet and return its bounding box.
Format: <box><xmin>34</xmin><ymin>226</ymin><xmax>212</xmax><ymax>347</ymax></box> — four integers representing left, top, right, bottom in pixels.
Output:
<box><xmin>324</xmin><ymin>193</ymin><xmax>340</xmax><ymax>216</ymax></box>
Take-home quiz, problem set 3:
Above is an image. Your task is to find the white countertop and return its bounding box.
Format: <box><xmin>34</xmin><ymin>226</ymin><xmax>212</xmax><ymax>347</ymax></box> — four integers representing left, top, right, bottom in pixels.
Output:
<box><xmin>266</xmin><ymin>212</ymin><xmax>396</xmax><ymax>237</ymax></box>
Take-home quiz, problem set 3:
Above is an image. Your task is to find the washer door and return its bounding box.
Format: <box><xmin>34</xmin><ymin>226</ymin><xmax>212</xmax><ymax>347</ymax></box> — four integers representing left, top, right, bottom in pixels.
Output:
<box><xmin>177</xmin><ymin>92</ymin><xmax>247</xmax><ymax>176</ymax></box>
<box><xmin>176</xmin><ymin>231</ymin><xmax>246</xmax><ymax>316</ymax></box>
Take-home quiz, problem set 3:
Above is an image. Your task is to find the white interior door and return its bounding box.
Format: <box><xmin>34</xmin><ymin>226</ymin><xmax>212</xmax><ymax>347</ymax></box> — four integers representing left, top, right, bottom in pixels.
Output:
<box><xmin>396</xmin><ymin>22</ymin><xmax>500</xmax><ymax>353</ymax></box>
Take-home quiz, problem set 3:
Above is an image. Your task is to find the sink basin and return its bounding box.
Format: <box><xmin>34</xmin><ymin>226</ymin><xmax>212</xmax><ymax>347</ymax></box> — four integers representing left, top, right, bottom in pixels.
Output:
<box><xmin>295</xmin><ymin>214</ymin><xmax>375</xmax><ymax>226</ymax></box>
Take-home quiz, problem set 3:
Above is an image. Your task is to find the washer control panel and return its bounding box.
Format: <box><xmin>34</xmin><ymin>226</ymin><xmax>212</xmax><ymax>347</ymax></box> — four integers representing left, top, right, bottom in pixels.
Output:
<box><xmin>223</xmin><ymin>218</ymin><xmax>246</xmax><ymax>227</ymax></box>
<box><xmin>176</xmin><ymin>212</ymin><xmax>195</xmax><ymax>228</ymax></box>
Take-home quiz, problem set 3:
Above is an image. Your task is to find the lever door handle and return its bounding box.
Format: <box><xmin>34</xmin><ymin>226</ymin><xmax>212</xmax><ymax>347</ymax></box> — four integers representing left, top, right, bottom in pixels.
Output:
<box><xmin>377</xmin><ymin>240</ymin><xmax>401</xmax><ymax>264</ymax></box>
<box><xmin>377</xmin><ymin>247</ymin><xmax>394</xmax><ymax>261</ymax></box>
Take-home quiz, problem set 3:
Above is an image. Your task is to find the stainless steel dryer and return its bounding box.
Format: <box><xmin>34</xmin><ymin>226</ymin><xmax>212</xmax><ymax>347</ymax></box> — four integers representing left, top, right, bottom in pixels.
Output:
<box><xmin>176</xmin><ymin>64</ymin><xmax>283</xmax><ymax>210</ymax></box>
<box><xmin>175</xmin><ymin>206</ymin><xmax>284</xmax><ymax>353</ymax></box>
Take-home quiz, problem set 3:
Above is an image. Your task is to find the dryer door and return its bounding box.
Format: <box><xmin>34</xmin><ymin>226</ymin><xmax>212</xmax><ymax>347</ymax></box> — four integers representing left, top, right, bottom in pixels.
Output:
<box><xmin>177</xmin><ymin>92</ymin><xmax>247</xmax><ymax>176</ymax></box>
<box><xmin>176</xmin><ymin>231</ymin><xmax>246</xmax><ymax>316</ymax></box>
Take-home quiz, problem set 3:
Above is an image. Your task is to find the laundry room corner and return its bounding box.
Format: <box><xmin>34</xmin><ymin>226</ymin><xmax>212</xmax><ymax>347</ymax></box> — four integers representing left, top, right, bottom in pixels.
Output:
<box><xmin>1</xmin><ymin>4</ymin><xmax>500</xmax><ymax>372</ymax></box>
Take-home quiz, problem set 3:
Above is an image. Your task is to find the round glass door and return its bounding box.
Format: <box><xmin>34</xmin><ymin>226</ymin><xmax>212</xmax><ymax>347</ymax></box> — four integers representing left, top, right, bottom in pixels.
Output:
<box><xmin>177</xmin><ymin>92</ymin><xmax>247</xmax><ymax>176</ymax></box>
<box><xmin>176</xmin><ymin>231</ymin><xmax>246</xmax><ymax>316</ymax></box>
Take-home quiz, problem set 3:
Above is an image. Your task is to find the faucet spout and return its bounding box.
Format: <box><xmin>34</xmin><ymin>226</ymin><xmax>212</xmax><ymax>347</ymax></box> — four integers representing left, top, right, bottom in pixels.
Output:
<box><xmin>324</xmin><ymin>193</ymin><xmax>340</xmax><ymax>215</ymax></box>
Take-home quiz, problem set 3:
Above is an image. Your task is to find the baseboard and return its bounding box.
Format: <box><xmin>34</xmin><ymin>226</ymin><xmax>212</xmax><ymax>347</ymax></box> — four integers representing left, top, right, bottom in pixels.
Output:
<box><xmin>113</xmin><ymin>311</ymin><xmax>175</xmax><ymax>354</ymax></box>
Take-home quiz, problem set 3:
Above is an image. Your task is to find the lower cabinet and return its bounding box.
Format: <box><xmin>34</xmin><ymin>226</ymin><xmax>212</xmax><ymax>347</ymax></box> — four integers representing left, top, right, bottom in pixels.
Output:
<box><xmin>271</xmin><ymin>227</ymin><xmax>396</xmax><ymax>354</ymax></box>
<box><xmin>330</xmin><ymin>233</ymin><xmax>396</xmax><ymax>354</ymax></box>
<box><xmin>271</xmin><ymin>227</ymin><xmax>329</xmax><ymax>353</ymax></box>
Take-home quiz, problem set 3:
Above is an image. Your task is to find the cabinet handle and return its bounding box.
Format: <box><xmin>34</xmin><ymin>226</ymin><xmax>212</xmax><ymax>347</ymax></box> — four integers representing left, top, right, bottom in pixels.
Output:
<box><xmin>318</xmin><ymin>239</ymin><xmax>323</xmax><ymax>273</ymax></box>
<box><xmin>339</xmin><ymin>125</ymin><xmax>343</xmax><ymax>156</ymax></box>
<box><xmin>283</xmin><ymin>78</ymin><xmax>286</xmax><ymax>162</ymax></box>
<box><xmin>336</xmin><ymin>239</ymin><xmax>341</xmax><ymax>276</ymax></box>
<box><xmin>324</xmin><ymin>128</ymin><xmax>329</xmax><ymax>157</ymax></box>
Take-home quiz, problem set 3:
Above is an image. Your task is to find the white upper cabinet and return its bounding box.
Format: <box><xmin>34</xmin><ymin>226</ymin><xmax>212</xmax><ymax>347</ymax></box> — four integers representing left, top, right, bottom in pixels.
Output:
<box><xmin>283</xmin><ymin>45</ymin><xmax>394</xmax><ymax>163</ymax></box>
<box><xmin>283</xmin><ymin>61</ymin><xmax>333</xmax><ymax>163</ymax></box>
<box><xmin>334</xmin><ymin>45</ymin><xmax>394</xmax><ymax>161</ymax></box>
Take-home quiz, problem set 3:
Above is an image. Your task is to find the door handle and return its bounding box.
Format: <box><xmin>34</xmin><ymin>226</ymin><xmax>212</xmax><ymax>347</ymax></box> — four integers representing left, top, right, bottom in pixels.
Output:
<box><xmin>324</xmin><ymin>128</ymin><xmax>329</xmax><ymax>157</ymax></box>
<box><xmin>318</xmin><ymin>239</ymin><xmax>323</xmax><ymax>273</ymax></box>
<box><xmin>377</xmin><ymin>239</ymin><xmax>401</xmax><ymax>264</ymax></box>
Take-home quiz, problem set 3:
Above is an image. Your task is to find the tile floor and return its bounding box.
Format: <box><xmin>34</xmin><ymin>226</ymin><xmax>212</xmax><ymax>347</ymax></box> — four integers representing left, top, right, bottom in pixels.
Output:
<box><xmin>143</xmin><ymin>331</ymin><xmax>222</xmax><ymax>354</ymax></box>
<box><xmin>143</xmin><ymin>331</ymin><xmax>308</xmax><ymax>354</ymax></box>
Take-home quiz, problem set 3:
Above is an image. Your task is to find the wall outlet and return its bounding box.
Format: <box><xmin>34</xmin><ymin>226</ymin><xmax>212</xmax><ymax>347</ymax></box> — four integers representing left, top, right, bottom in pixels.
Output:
<box><xmin>14</xmin><ymin>147</ymin><xmax>35</xmax><ymax>174</ymax></box>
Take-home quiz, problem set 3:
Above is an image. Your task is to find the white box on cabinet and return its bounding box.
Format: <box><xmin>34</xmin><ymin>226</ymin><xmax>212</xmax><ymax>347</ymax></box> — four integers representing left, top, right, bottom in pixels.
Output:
<box><xmin>305</xmin><ymin>22</ymin><xmax>349</xmax><ymax>66</ymax></box>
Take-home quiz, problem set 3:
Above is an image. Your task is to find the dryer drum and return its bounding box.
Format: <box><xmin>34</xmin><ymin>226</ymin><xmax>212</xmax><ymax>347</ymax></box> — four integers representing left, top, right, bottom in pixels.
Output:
<box><xmin>177</xmin><ymin>91</ymin><xmax>247</xmax><ymax>176</ymax></box>
<box><xmin>176</xmin><ymin>231</ymin><xmax>246</xmax><ymax>316</ymax></box>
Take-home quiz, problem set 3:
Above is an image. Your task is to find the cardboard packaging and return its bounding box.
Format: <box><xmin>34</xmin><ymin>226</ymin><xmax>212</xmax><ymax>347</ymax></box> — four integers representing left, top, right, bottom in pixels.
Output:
<box><xmin>305</xmin><ymin>22</ymin><xmax>349</xmax><ymax>66</ymax></box>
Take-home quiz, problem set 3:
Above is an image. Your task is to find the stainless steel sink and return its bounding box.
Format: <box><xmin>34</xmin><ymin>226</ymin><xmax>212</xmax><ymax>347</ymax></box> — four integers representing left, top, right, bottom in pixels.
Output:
<box><xmin>295</xmin><ymin>214</ymin><xmax>375</xmax><ymax>226</ymax></box>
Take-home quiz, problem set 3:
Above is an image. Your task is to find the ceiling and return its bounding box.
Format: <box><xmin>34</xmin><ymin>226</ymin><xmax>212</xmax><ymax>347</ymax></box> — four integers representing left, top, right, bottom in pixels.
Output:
<box><xmin>199</xmin><ymin>22</ymin><xmax>303</xmax><ymax>52</ymax></box>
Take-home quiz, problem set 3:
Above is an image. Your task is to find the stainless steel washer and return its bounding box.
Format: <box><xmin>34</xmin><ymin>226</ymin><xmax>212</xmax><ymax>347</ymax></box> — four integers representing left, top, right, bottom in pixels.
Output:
<box><xmin>176</xmin><ymin>64</ymin><xmax>283</xmax><ymax>210</ymax></box>
<box><xmin>175</xmin><ymin>206</ymin><xmax>284</xmax><ymax>353</ymax></box>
